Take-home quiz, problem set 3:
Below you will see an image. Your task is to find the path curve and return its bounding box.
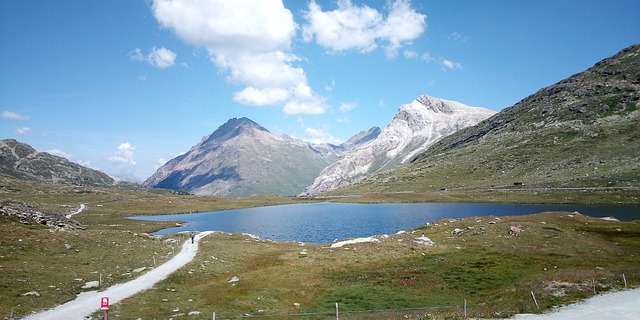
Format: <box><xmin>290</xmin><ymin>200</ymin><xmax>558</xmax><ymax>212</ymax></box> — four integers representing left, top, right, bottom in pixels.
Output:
<box><xmin>22</xmin><ymin>231</ymin><xmax>213</xmax><ymax>320</ymax></box>
<box><xmin>65</xmin><ymin>203</ymin><xmax>86</xmax><ymax>219</ymax></box>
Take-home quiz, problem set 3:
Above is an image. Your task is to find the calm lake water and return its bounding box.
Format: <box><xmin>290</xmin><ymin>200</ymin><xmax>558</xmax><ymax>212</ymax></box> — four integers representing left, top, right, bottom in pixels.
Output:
<box><xmin>131</xmin><ymin>202</ymin><xmax>640</xmax><ymax>244</ymax></box>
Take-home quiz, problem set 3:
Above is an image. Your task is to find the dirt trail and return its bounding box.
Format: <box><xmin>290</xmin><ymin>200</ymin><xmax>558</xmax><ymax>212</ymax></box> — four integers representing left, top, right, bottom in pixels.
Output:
<box><xmin>22</xmin><ymin>231</ymin><xmax>213</xmax><ymax>320</ymax></box>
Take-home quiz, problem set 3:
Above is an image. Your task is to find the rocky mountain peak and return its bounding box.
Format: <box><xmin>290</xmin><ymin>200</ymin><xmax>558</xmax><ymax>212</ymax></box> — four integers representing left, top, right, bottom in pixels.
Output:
<box><xmin>200</xmin><ymin>117</ymin><xmax>269</xmax><ymax>146</ymax></box>
<box><xmin>416</xmin><ymin>95</ymin><xmax>455</xmax><ymax>114</ymax></box>
<box><xmin>301</xmin><ymin>96</ymin><xmax>496</xmax><ymax>195</ymax></box>
<box><xmin>341</xmin><ymin>127</ymin><xmax>381</xmax><ymax>150</ymax></box>
<box><xmin>145</xmin><ymin>117</ymin><xmax>352</xmax><ymax>197</ymax></box>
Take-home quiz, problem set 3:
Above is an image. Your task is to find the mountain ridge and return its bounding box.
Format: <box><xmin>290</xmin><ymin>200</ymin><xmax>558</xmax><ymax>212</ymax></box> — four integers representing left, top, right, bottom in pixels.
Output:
<box><xmin>0</xmin><ymin>139</ymin><xmax>115</xmax><ymax>186</ymax></box>
<box><xmin>143</xmin><ymin>117</ymin><xmax>376</xmax><ymax>197</ymax></box>
<box><xmin>301</xmin><ymin>95</ymin><xmax>496</xmax><ymax>195</ymax></box>
<box><xmin>331</xmin><ymin>43</ymin><xmax>640</xmax><ymax>194</ymax></box>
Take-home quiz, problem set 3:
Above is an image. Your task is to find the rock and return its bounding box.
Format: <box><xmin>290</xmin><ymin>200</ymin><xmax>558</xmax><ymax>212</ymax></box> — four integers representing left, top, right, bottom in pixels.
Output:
<box><xmin>330</xmin><ymin>237</ymin><xmax>380</xmax><ymax>248</ymax></box>
<box><xmin>188</xmin><ymin>311</ymin><xmax>201</xmax><ymax>316</ymax></box>
<box><xmin>413</xmin><ymin>236</ymin><xmax>436</xmax><ymax>247</ymax></box>
<box><xmin>81</xmin><ymin>281</ymin><xmax>100</xmax><ymax>289</ymax></box>
<box><xmin>0</xmin><ymin>202</ymin><xmax>85</xmax><ymax>231</ymax></box>
<box><xmin>132</xmin><ymin>267</ymin><xmax>146</xmax><ymax>273</ymax></box>
<box><xmin>508</xmin><ymin>226</ymin><xmax>522</xmax><ymax>236</ymax></box>
<box><xmin>228</xmin><ymin>276</ymin><xmax>240</xmax><ymax>283</ymax></box>
<box><xmin>64</xmin><ymin>243</ymin><xmax>73</xmax><ymax>250</ymax></box>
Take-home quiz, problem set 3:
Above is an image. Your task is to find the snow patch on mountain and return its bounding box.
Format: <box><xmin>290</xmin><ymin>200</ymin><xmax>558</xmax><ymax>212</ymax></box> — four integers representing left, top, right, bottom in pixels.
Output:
<box><xmin>301</xmin><ymin>95</ymin><xmax>496</xmax><ymax>196</ymax></box>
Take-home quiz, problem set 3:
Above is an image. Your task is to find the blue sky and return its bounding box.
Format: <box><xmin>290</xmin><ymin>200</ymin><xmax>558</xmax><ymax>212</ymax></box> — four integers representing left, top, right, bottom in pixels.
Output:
<box><xmin>1</xmin><ymin>0</ymin><xmax>638</xmax><ymax>181</ymax></box>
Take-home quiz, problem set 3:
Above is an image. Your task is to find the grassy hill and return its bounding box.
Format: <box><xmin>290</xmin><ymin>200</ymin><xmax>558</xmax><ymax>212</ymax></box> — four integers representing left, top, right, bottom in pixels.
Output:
<box><xmin>328</xmin><ymin>44</ymin><xmax>639</xmax><ymax>200</ymax></box>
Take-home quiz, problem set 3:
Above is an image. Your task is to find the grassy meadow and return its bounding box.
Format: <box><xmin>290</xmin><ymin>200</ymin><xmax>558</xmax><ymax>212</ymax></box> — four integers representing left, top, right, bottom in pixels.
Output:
<box><xmin>1</xmin><ymin>175</ymin><xmax>639</xmax><ymax>319</ymax></box>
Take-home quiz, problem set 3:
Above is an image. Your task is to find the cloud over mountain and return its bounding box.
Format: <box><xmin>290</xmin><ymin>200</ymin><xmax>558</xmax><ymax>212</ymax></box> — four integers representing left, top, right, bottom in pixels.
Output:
<box><xmin>151</xmin><ymin>0</ymin><xmax>328</xmax><ymax>115</ymax></box>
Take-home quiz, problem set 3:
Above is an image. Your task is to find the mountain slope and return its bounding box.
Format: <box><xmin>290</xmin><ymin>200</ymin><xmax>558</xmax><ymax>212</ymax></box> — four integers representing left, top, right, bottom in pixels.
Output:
<box><xmin>0</xmin><ymin>139</ymin><xmax>115</xmax><ymax>186</ymax></box>
<box><xmin>144</xmin><ymin>117</ymin><xmax>355</xmax><ymax>197</ymax></box>
<box><xmin>334</xmin><ymin>44</ymin><xmax>640</xmax><ymax>194</ymax></box>
<box><xmin>302</xmin><ymin>96</ymin><xmax>496</xmax><ymax>195</ymax></box>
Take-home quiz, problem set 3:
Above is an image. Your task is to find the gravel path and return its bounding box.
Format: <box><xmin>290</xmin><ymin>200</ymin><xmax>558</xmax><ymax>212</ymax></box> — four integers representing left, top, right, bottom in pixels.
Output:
<box><xmin>511</xmin><ymin>287</ymin><xmax>640</xmax><ymax>320</ymax></box>
<box><xmin>22</xmin><ymin>231</ymin><xmax>213</xmax><ymax>320</ymax></box>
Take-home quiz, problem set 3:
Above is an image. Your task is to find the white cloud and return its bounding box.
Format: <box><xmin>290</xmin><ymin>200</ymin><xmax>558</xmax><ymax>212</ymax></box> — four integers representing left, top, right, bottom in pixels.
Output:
<box><xmin>283</xmin><ymin>83</ymin><xmax>327</xmax><ymax>115</ymax></box>
<box><xmin>47</xmin><ymin>149</ymin><xmax>72</xmax><ymax>159</ymax></box>
<box><xmin>421</xmin><ymin>51</ymin><xmax>434</xmax><ymax>62</ymax></box>
<box><xmin>440</xmin><ymin>58</ymin><xmax>462</xmax><ymax>71</ymax></box>
<box><xmin>152</xmin><ymin>0</ymin><xmax>329</xmax><ymax>114</ymax></box>
<box><xmin>416</xmin><ymin>51</ymin><xmax>462</xmax><ymax>72</ymax></box>
<box><xmin>76</xmin><ymin>159</ymin><xmax>92</xmax><ymax>167</ymax></box>
<box><xmin>2</xmin><ymin>111</ymin><xmax>30</xmax><ymax>120</ymax></box>
<box><xmin>108</xmin><ymin>142</ymin><xmax>136</xmax><ymax>165</ymax></box>
<box><xmin>16</xmin><ymin>127</ymin><xmax>31</xmax><ymax>135</ymax></box>
<box><xmin>234</xmin><ymin>87</ymin><xmax>289</xmax><ymax>106</ymax></box>
<box><xmin>449</xmin><ymin>31</ymin><xmax>468</xmax><ymax>42</ymax></box>
<box><xmin>129</xmin><ymin>47</ymin><xmax>177</xmax><ymax>68</ymax></box>
<box><xmin>339</xmin><ymin>102</ymin><xmax>358</xmax><ymax>113</ymax></box>
<box><xmin>128</xmin><ymin>48</ymin><xmax>145</xmax><ymax>61</ymax></box>
<box><xmin>336</xmin><ymin>116</ymin><xmax>351</xmax><ymax>123</ymax></box>
<box><xmin>303</xmin><ymin>127</ymin><xmax>342</xmax><ymax>145</ymax></box>
<box><xmin>302</xmin><ymin>0</ymin><xmax>426</xmax><ymax>58</ymax></box>
<box><xmin>147</xmin><ymin>47</ymin><xmax>176</xmax><ymax>68</ymax></box>
<box><xmin>155</xmin><ymin>157</ymin><xmax>167</xmax><ymax>169</ymax></box>
<box><xmin>403</xmin><ymin>49</ymin><xmax>418</xmax><ymax>59</ymax></box>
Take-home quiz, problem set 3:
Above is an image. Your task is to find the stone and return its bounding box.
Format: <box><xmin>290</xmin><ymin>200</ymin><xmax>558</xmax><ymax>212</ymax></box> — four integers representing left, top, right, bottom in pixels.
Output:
<box><xmin>81</xmin><ymin>281</ymin><xmax>100</xmax><ymax>289</ymax></box>
<box><xmin>132</xmin><ymin>267</ymin><xmax>146</xmax><ymax>273</ymax></box>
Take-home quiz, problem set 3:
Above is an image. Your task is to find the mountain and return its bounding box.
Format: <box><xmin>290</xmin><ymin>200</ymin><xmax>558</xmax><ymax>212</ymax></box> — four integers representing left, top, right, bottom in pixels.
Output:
<box><xmin>0</xmin><ymin>139</ymin><xmax>115</xmax><ymax>186</ymax></box>
<box><xmin>333</xmin><ymin>44</ymin><xmax>640</xmax><ymax>194</ymax></box>
<box><xmin>301</xmin><ymin>96</ymin><xmax>496</xmax><ymax>195</ymax></box>
<box><xmin>340</xmin><ymin>126</ymin><xmax>382</xmax><ymax>151</ymax></box>
<box><xmin>144</xmin><ymin>117</ymin><xmax>376</xmax><ymax>197</ymax></box>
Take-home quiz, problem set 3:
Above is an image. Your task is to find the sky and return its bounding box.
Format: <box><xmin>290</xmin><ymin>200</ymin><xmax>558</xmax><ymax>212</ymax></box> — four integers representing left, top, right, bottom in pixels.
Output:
<box><xmin>1</xmin><ymin>0</ymin><xmax>638</xmax><ymax>182</ymax></box>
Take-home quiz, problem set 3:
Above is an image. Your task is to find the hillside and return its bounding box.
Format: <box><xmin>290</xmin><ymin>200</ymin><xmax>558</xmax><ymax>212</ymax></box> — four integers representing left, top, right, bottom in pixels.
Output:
<box><xmin>0</xmin><ymin>139</ymin><xmax>115</xmax><ymax>187</ymax></box>
<box><xmin>144</xmin><ymin>118</ymin><xmax>374</xmax><ymax>197</ymax></box>
<box><xmin>332</xmin><ymin>44</ymin><xmax>640</xmax><ymax>195</ymax></box>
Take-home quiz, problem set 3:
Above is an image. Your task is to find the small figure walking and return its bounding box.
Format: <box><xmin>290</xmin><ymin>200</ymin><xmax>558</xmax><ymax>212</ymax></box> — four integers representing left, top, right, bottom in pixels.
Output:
<box><xmin>190</xmin><ymin>231</ymin><xmax>195</xmax><ymax>244</ymax></box>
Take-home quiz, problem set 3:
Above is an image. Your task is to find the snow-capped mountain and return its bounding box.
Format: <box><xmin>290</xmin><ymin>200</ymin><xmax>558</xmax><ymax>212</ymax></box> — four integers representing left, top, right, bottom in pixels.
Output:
<box><xmin>301</xmin><ymin>95</ymin><xmax>496</xmax><ymax>195</ymax></box>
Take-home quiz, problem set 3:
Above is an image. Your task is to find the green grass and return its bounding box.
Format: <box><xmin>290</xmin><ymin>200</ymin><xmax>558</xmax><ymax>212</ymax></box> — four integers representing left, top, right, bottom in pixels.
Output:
<box><xmin>2</xmin><ymin>175</ymin><xmax>640</xmax><ymax>319</ymax></box>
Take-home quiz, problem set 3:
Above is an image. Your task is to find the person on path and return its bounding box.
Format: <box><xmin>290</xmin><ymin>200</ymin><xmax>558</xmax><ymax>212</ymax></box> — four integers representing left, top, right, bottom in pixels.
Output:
<box><xmin>190</xmin><ymin>231</ymin><xmax>195</xmax><ymax>244</ymax></box>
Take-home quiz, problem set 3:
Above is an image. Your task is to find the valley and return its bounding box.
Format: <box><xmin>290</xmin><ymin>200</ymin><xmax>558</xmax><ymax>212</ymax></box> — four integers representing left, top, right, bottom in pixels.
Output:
<box><xmin>1</xmin><ymin>44</ymin><xmax>639</xmax><ymax>319</ymax></box>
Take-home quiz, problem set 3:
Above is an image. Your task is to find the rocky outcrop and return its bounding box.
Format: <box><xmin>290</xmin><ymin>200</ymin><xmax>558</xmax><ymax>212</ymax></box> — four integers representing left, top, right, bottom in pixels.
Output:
<box><xmin>1</xmin><ymin>202</ymin><xmax>85</xmax><ymax>231</ymax></box>
<box><xmin>0</xmin><ymin>139</ymin><xmax>115</xmax><ymax>187</ymax></box>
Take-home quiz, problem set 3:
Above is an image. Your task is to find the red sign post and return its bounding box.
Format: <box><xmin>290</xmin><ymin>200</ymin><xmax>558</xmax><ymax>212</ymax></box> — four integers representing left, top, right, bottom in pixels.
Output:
<box><xmin>100</xmin><ymin>297</ymin><xmax>109</xmax><ymax>310</ymax></box>
<box><xmin>100</xmin><ymin>297</ymin><xmax>109</xmax><ymax>320</ymax></box>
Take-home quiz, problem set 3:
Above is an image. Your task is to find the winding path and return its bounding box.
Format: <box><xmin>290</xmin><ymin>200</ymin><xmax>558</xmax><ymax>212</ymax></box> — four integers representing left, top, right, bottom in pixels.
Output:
<box><xmin>22</xmin><ymin>231</ymin><xmax>212</xmax><ymax>320</ymax></box>
<box><xmin>65</xmin><ymin>203</ymin><xmax>86</xmax><ymax>219</ymax></box>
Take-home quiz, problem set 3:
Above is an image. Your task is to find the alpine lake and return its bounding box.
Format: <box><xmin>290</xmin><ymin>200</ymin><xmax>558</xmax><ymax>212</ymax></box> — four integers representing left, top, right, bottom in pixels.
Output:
<box><xmin>131</xmin><ymin>202</ymin><xmax>640</xmax><ymax>244</ymax></box>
